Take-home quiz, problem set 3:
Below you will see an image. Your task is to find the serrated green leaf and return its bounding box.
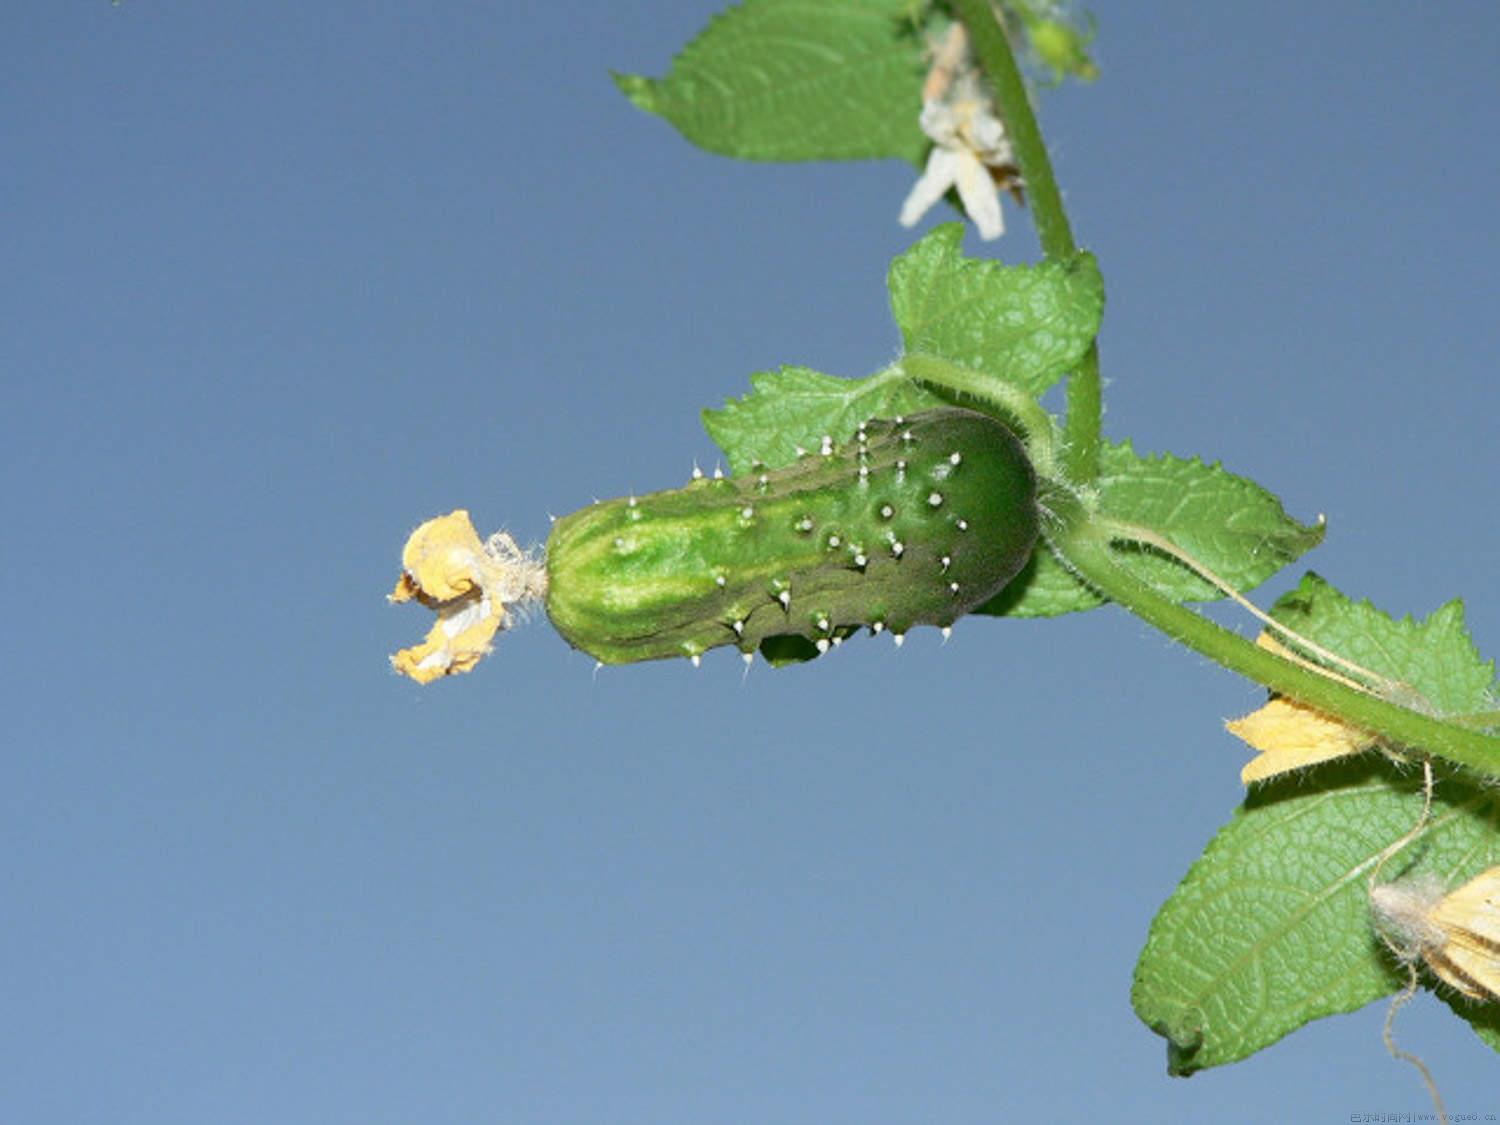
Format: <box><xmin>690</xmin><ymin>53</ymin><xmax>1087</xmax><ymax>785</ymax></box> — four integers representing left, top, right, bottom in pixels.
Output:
<box><xmin>613</xmin><ymin>0</ymin><xmax>930</xmax><ymax>164</ymax></box>
<box><xmin>1467</xmin><ymin>1007</ymin><xmax>1500</xmax><ymax>1054</ymax></box>
<box><xmin>888</xmin><ymin>225</ymin><xmax>1105</xmax><ymax>397</ymax></box>
<box><xmin>1134</xmin><ymin>761</ymin><xmax>1500</xmax><ymax>1074</ymax></box>
<box><xmin>1269</xmin><ymin>573</ymin><xmax>1497</xmax><ymax>716</ymax></box>
<box><xmin>703</xmin><ymin>364</ymin><xmax>946</xmax><ymax>474</ymax></box>
<box><xmin>978</xmin><ymin>441</ymin><xmax>1324</xmax><ymax>618</ymax></box>
<box><xmin>706</xmin><ymin>226</ymin><xmax>1104</xmax><ymax>478</ymax></box>
<box><xmin>1098</xmin><ymin>443</ymin><xmax>1326</xmax><ymax>600</ymax></box>
<box><xmin>1134</xmin><ymin>577</ymin><xmax>1500</xmax><ymax>1072</ymax></box>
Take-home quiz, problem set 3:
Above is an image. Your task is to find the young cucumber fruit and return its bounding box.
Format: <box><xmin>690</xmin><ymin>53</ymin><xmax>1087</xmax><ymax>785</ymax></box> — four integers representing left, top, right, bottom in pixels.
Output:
<box><xmin>545</xmin><ymin>407</ymin><xmax>1038</xmax><ymax>665</ymax></box>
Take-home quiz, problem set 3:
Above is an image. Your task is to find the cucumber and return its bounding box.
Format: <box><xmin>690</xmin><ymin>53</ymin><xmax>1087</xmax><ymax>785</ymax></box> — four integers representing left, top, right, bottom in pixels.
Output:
<box><xmin>545</xmin><ymin>407</ymin><xmax>1037</xmax><ymax>665</ymax></box>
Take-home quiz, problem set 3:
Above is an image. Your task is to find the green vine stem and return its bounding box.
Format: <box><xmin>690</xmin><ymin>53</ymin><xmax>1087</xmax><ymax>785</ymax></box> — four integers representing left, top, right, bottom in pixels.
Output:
<box><xmin>950</xmin><ymin>0</ymin><xmax>1100</xmax><ymax>484</ymax></box>
<box><xmin>1052</xmin><ymin>517</ymin><xmax>1500</xmax><ymax>783</ymax></box>
<box><xmin>951</xmin><ymin>0</ymin><xmax>1073</xmax><ymax>259</ymax></box>
<box><xmin>1062</xmin><ymin>346</ymin><xmax>1102</xmax><ymax>484</ymax></box>
<box><xmin>1453</xmin><ymin>710</ymin><xmax>1500</xmax><ymax>732</ymax></box>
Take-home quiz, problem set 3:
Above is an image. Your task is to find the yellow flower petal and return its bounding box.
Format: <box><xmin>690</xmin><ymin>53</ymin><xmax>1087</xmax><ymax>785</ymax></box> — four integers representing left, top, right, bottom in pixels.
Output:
<box><xmin>394</xmin><ymin>509</ymin><xmax>494</xmax><ymax>604</ymax></box>
<box><xmin>391</xmin><ymin>592</ymin><xmax>503</xmax><ymax>685</ymax></box>
<box><xmin>1225</xmin><ymin>630</ymin><xmax>1379</xmax><ymax>783</ymax></box>
<box><xmin>388</xmin><ymin>510</ymin><xmax>545</xmax><ymax>685</ymax></box>
<box><xmin>1227</xmin><ymin>698</ymin><xmax>1374</xmax><ymax>784</ymax></box>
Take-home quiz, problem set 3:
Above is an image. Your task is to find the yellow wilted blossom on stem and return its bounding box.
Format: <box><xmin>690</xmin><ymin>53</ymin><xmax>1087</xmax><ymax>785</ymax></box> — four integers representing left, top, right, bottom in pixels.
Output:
<box><xmin>1226</xmin><ymin>633</ymin><xmax>1378</xmax><ymax>783</ymax></box>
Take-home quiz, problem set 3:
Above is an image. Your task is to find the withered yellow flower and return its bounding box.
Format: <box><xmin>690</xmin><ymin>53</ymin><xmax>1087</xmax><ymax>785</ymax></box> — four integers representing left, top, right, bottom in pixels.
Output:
<box><xmin>1372</xmin><ymin>866</ymin><xmax>1500</xmax><ymax>1003</ymax></box>
<box><xmin>1226</xmin><ymin>633</ymin><xmax>1376</xmax><ymax>783</ymax></box>
<box><xmin>1227</xmin><ymin>698</ymin><xmax>1375</xmax><ymax>784</ymax></box>
<box><xmin>388</xmin><ymin>510</ymin><xmax>546</xmax><ymax>684</ymax></box>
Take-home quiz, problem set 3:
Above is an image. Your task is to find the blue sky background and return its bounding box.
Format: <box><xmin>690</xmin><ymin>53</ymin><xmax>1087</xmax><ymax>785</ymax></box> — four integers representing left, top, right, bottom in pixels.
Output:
<box><xmin>4</xmin><ymin>2</ymin><xmax>1498</xmax><ymax>1121</ymax></box>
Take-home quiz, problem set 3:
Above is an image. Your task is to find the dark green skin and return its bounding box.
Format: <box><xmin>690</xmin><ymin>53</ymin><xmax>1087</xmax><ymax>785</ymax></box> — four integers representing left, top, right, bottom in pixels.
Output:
<box><xmin>545</xmin><ymin>408</ymin><xmax>1038</xmax><ymax>665</ymax></box>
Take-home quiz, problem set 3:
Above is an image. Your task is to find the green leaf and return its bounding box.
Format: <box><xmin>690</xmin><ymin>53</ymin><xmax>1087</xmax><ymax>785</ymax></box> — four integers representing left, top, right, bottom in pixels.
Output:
<box><xmin>1133</xmin><ymin>575</ymin><xmax>1500</xmax><ymax>1073</ymax></box>
<box><xmin>706</xmin><ymin>227</ymin><xmax>1105</xmax><ymax>476</ymax></box>
<box><xmin>703</xmin><ymin>364</ymin><xmax>945</xmax><ymax>474</ymax></box>
<box><xmin>888</xmin><ymin>225</ymin><xmax>1104</xmax><ymax>397</ymax></box>
<box><xmin>1098</xmin><ymin>444</ymin><xmax>1327</xmax><ymax>600</ymax></box>
<box><xmin>1134</xmin><ymin>762</ymin><xmax>1500</xmax><ymax>1074</ymax></box>
<box><xmin>1467</xmin><ymin>1006</ymin><xmax>1500</xmax><ymax>1055</ymax></box>
<box><xmin>979</xmin><ymin>441</ymin><xmax>1325</xmax><ymax>617</ymax></box>
<box><xmin>613</xmin><ymin>0</ymin><xmax>930</xmax><ymax>163</ymax></box>
<box><xmin>1269</xmin><ymin>573</ymin><xmax>1497</xmax><ymax>716</ymax></box>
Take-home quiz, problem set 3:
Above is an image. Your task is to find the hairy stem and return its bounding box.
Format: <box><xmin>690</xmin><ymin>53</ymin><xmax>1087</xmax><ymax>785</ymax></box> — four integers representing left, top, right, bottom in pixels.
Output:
<box><xmin>1094</xmin><ymin>516</ymin><xmax>1397</xmax><ymax>693</ymax></box>
<box><xmin>952</xmin><ymin>0</ymin><xmax>1101</xmax><ymax>483</ymax></box>
<box><xmin>952</xmin><ymin>0</ymin><xmax>1074</xmax><ymax>259</ymax></box>
<box><xmin>1053</xmin><ymin>519</ymin><xmax>1500</xmax><ymax>783</ymax></box>
<box><xmin>1063</xmin><ymin>345</ymin><xmax>1102</xmax><ymax>483</ymax></box>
